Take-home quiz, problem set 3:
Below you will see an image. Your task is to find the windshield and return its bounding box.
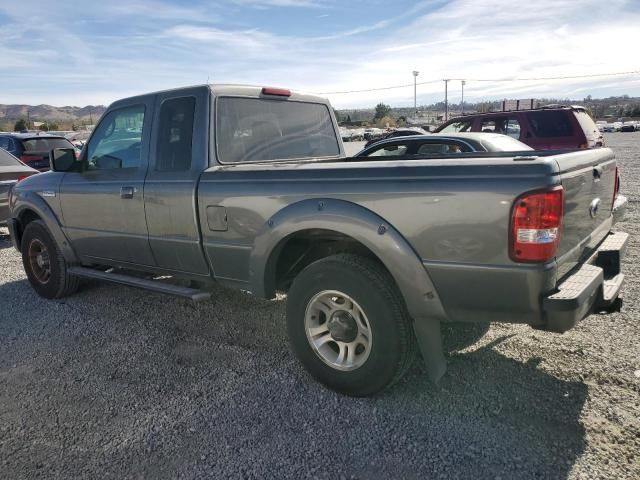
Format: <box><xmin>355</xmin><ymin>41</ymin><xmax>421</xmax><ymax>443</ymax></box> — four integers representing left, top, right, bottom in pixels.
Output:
<box><xmin>216</xmin><ymin>97</ymin><xmax>340</xmax><ymax>163</ymax></box>
<box><xmin>21</xmin><ymin>137</ymin><xmax>73</xmax><ymax>152</ymax></box>
<box><xmin>438</xmin><ymin>120</ymin><xmax>472</xmax><ymax>133</ymax></box>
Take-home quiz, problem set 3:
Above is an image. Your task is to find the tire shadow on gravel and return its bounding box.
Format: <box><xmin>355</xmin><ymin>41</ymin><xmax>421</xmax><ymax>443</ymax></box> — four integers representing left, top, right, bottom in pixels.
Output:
<box><xmin>389</xmin><ymin>335</ymin><xmax>588</xmax><ymax>479</ymax></box>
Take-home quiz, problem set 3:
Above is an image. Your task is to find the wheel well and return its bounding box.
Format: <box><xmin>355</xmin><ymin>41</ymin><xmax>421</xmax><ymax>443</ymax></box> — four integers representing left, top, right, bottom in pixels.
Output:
<box><xmin>15</xmin><ymin>209</ymin><xmax>41</xmax><ymax>249</ymax></box>
<box><xmin>266</xmin><ymin>229</ymin><xmax>386</xmax><ymax>296</ymax></box>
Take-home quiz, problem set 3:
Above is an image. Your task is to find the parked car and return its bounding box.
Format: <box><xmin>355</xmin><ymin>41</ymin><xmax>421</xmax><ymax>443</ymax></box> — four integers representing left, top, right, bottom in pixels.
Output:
<box><xmin>363</xmin><ymin>127</ymin><xmax>430</xmax><ymax>148</ymax></box>
<box><xmin>435</xmin><ymin>106</ymin><xmax>604</xmax><ymax>150</ymax></box>
<box><xmin>620</xmin><ymin>123</ymin><xmax>637</xmax><ymax>132</ymax></box>
<box><xmin>0</xmin><ymin>133</ymin><xmax>78</xmax><ymax>171</ymax></box>
<box><xmin>356</xmin><ymin>133</ymin><xmax>532</xmax><ymax>158</ymax></box>
<box><xmin>8</xmin><ymin>84</ymin><xmax>628</xmax><ymax>396</ymax></box>
<box><xmin>0</xmin><ymin>149</ymin><xmax>38</xmax><ymax>224</ymax></box>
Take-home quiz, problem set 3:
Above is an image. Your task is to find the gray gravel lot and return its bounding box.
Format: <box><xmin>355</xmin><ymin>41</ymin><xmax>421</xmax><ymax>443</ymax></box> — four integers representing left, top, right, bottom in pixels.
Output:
<box><xmin>1</xmin><ymin>133</ymin><xmax>639</xmax><ymax>479</ymax></box>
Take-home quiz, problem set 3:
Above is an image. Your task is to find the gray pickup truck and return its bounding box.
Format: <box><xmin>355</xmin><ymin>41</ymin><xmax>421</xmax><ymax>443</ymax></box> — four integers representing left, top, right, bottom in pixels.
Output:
<box><xmin>7</xmin><ymin>85</ymin><xmax>629</xmax><ymax>396</ymax></box>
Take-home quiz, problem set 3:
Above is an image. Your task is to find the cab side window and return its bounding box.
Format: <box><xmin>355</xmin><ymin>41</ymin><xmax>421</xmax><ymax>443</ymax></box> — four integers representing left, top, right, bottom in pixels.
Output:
<box><xmin>156</xmin><ymin>97</ymin><xmax>195</xmax><ymax>172</ymax></box>
<box><xmin>86</xmin><ymin>105</ymin><xmax>145</xmax><ymax>170</ymax></box>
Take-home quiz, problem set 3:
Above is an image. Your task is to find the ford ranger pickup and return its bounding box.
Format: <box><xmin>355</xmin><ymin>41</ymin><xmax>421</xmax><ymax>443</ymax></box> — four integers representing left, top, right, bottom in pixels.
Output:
<box><xmin>7</xmin><ymin>84</ymin><xmax>629</xmax><ymax>396</ymax></box>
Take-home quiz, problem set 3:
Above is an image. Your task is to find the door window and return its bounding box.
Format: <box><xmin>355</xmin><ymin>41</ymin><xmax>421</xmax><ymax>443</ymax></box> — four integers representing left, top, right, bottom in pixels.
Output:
<box><xmin>365</xmin><ymin>144</ymin><xmax>409</xmax><ymax>157</ymax></box>
<box><xmin>480</xmin><ymin>118</ymin><xmax>521</xmax><ymax>138</ymax></box>
<box><xmin>86</xmin><ymin>105</ymin><xmax>145</xmax><ymax>170</ymax></box>
<box><xmin>156</xmin><ymin>97</ymin><xmax>196</xmax><ymax>171</ymax></box>
<box><xmin>527</xmin><ymin>111</ymin><xmax>573</xmax><ymax>137</ymax></box>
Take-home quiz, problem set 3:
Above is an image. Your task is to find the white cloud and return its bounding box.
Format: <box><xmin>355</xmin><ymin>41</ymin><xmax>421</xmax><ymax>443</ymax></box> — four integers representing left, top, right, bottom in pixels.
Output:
<box><xmin>231</xmin><ymin>0</ymin><xmax>324</xmax><ymax>7</ymax></box>
<box><xmin>1</xmin><ymin>0</ymin><xmax>639</xmax><ymax>108</ymax></box>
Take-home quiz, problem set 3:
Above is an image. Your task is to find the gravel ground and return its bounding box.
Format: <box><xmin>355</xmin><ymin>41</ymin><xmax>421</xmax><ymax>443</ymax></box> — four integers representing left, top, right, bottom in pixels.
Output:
<box><xmin>1</xmin><ymin>133</ymin><xmax>639</xmax><ymax>479</ymax></box>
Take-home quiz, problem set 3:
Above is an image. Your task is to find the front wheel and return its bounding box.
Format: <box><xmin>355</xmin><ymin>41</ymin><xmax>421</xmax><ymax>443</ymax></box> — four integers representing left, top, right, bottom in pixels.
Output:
<box><xmin>286</xmin><ymin>254</ymin><xmax>416</xmax><ymax>396</ymax></box>
<box><xmin>21</xmin><ymin>220</ymin><xmax>79</xmax><ymax>299</ymax></box>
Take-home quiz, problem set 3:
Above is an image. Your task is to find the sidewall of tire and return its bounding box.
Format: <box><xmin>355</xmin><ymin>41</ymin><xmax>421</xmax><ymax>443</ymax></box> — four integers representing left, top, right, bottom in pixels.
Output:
<box><xmin>21</xmin><ymin>221</ymin><xmax>70</xmax><ymax>299</ymax></box>
<box><xmin>287</xmin><ymin>257</ymin><xmax>409</xmax><ymax>396</ymax></box>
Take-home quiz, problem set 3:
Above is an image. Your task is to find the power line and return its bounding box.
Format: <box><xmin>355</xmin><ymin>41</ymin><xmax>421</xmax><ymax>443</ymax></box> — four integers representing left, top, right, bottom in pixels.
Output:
<box><xmin>315</xmin><ymin>69</ymin><xmax>640</xmax><ymax>95</ymax></box>
<box><xmin>315</xmin><ymin>79</ymin><xmax>442</xmax><ymax>95</ymax></box>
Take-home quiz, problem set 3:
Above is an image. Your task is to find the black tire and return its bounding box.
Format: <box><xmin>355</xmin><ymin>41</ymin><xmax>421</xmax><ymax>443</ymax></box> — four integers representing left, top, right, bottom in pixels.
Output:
<box><xmin>286</xmin><ymin>254</ymin><xmax>416</xmax><ymax>396</ymax></box>
<box><xmin>21</xmin><ymin>220</ymin><xmax>79</xmax><ymax>299</ymax></box>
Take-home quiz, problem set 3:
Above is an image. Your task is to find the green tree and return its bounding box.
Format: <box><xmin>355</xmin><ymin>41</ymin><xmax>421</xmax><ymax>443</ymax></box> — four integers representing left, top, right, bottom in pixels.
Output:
<box><xmin>373</xmin><ymin>103</ymin><xmax>392</xmax><ymax>120</ymax></box>
<box><xmin>14</xmin><ymin>118</ymin><xmax>27</xmax><ymax>131</ymax></box>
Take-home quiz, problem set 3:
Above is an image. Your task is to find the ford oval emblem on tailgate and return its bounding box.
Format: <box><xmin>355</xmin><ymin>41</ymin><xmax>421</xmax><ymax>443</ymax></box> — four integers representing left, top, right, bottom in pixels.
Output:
<box><xmin>589</xmin><ymin>198</ymin><xmax>601</xmax><ymax>218</ymax></box>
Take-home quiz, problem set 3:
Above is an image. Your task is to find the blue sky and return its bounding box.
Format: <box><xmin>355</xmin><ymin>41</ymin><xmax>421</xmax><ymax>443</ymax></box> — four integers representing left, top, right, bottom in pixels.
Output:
<box><xmin>1</xmin><ymin>0</ymin><xmax>640</xmax><ymax>108</ymax></box>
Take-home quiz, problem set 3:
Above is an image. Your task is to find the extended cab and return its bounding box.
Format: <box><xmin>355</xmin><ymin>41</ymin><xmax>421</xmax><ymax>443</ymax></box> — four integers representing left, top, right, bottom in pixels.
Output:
<box><xmin>8</xmin><ymin>85</ymin><xmax>629</xmax><ymax>396</ymax></box>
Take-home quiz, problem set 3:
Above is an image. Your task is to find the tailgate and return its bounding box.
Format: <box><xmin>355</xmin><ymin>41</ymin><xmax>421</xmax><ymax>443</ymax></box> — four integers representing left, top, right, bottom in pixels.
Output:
<box><xmin>555</xmin><ymin>148</ymin><xmax>617</xmax><ymax>278</ymax></box>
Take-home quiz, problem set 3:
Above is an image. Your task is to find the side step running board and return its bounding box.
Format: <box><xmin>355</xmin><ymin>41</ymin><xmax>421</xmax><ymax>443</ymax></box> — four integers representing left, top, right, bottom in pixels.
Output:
<box><xmin>68</xmin><ymin>266</ymin><xmax>212</xmax><ymax>302</ymax></box>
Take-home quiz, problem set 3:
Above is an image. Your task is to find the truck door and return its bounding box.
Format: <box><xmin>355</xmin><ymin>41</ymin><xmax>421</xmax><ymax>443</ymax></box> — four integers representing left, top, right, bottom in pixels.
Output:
<box><xmin>143</xmin><ymin>87</ymin><xmax>210</xmax><ymax>275</ymax></box>
<box><xmin>59</xmin><ymin>97</ymin><xmax>156</xmax><ymax>266</ymax></box>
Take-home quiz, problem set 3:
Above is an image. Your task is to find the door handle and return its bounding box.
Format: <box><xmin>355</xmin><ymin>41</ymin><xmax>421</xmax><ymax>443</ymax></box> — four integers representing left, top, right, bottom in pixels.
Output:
<box><xmin>120</xmin><ymin>186</ymin><xmax>136</xmax><ymax>199</ymax></box>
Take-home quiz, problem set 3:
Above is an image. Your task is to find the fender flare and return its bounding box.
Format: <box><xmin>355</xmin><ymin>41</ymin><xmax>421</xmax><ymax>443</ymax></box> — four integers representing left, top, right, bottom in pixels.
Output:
<box><xmin>11</xmin><ymin>191</ymin><xmax>78</xmax><ymax>264</ymax></box>
<box><xmin>249</xmin><ymin>198</ymin><xmax>446</xmax><ymax>322</ymax></box>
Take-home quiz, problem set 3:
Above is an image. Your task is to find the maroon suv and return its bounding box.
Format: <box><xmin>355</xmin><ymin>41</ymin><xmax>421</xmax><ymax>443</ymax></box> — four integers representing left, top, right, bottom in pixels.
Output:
<box><xmin>435</xmin><ymin>106</ymin><xmax>604</xmax><ymax>150</ymax></box>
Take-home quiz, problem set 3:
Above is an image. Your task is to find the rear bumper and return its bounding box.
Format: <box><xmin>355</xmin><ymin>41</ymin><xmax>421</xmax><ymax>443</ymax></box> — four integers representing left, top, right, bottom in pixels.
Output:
<box><xmin>612</xmin><ymin>194</ymin><xmax>627</xmax><ymax>224</ymax></box>
<box><xmin>542</xmin><ymin>231</ymin><xmax>628</xmax><ymax>333</ymax></box>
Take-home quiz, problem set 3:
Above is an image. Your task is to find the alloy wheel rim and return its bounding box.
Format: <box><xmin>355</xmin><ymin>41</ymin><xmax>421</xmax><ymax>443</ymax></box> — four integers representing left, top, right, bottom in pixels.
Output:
<box><xmin>304</xmin><ymin>290</ymin><xmax>372</xmax><ymax>371</ymax></box>
<box><xmin>28</xmin><ymin>238</ymin><xmax>51</xmax><ymax>284</ymax></box>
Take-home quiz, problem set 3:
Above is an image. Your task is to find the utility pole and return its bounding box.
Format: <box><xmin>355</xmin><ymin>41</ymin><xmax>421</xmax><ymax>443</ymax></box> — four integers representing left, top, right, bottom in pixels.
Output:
<box><xmin>444</xmin><ymin>79</ymin><xmax>450</xmax><ymax>121</ymax></box>
<box><xmin>461</xmin><ymin>80</ymin><xmax>466</xmax><ymax>115</ymax></box>
<box><xmin>412</xmin><ymin>71</ymin><xmax>419</xmax><ymax>115</ymax></box>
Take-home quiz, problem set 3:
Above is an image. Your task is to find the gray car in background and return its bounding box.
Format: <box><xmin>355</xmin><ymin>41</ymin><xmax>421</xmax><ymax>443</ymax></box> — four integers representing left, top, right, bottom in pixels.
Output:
<box><xmin>0</xmin><ymin>149</ymin><xmax>38</xmax><ymax>224</ymax></box>
<box><xmin>355</xmin><ymin>132</ymin><xmax>533</xmax><ymax>158</ymax></box>
<box><xmin>7</xmin><ymin>84</ymin><xmax>629</xmax><ymax>396</ymax></box>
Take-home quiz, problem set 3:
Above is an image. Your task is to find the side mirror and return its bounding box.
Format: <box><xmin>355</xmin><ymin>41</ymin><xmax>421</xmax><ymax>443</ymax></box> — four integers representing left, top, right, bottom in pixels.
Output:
<box><xmin>50</xmin><ymin>148</ymin><xmax>77</xmax><ymax>172</ymax></box>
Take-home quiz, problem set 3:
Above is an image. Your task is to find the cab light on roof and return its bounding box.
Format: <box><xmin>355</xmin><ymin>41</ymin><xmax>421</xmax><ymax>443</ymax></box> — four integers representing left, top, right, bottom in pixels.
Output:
<box><xmin>261</xmin><ymin>87</ymin><xmax>291</xmax><ymax>97</ymax></box>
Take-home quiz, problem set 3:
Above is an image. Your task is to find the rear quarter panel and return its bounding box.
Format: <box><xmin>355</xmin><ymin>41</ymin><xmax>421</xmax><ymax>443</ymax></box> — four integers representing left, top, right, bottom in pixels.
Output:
<box><xmin>198</xmin><ymin>157</ymin><xmax>561</xmax><ymax>324</ymax></box>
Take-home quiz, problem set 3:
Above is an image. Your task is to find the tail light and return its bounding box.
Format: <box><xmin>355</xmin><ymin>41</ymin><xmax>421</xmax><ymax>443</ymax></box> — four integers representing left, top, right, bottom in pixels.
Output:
<box><xmin>510</xmin><ymin>187</ymin><xmax>564</xmax><ymax>263</ymax></box>
<box><xmin>16</xmin><ymin>175</ymin><xmax>30</xmax><ymax>182</ymax></box>
<box><xmin>613</xmin><ymin>166</ymin><xmax>620</xmax><ymax>206</ymax></box>
<box><xmin>20</xmin><ymin>154</ymin><xmax>41</xmax><ymax>163</ymax></box>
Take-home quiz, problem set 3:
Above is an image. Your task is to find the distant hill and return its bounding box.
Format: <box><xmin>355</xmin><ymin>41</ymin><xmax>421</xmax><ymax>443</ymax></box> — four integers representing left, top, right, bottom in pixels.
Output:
<box><xmin>0</xmin><ymin>104</ymin><xmax>107</xmax><ymax>124</ymax></box>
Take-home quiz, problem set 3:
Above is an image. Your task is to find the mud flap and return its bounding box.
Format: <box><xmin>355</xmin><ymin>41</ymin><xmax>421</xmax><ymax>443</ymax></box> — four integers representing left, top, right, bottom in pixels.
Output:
<box><xmin>413</xmin><ymin>319</ymin><xmax>446</xmax><ymax>384</ymax></box>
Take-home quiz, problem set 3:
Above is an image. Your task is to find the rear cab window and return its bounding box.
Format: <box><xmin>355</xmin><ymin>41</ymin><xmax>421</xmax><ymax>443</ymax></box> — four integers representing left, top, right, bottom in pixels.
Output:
<box><xmin>216</xmin><ymin>97</ymin><xmax>340</xmax><ymax>163</ymax></box>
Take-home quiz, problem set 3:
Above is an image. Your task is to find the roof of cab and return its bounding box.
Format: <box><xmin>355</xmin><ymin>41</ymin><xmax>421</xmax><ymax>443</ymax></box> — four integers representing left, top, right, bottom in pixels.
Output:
<box><xmin>109</xmin><ymin>84</ymin><xmax>330</xmax><ymax>108</ymax></box>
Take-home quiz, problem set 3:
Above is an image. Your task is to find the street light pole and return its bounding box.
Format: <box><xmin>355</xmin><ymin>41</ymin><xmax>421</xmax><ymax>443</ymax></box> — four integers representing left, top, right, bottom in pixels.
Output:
<box><xmin>461</xmin><ymin>80</ymin><xmax>466</xmax><ymax>115</ymax></box>
<box><xmin>412</xmin><ymin>71</ymin><xmax>419</xmax><ymax>115</ymax></box>
<box><xmin>444</xmin><ymin>79</ymin><xmax>450</xmax><ymax>121</ymax></box>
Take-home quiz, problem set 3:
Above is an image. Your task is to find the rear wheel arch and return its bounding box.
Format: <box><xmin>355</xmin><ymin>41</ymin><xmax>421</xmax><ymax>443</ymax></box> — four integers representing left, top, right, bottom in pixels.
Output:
<box><xmin>249</xmin><ymin>198</ymin><xmax>446</xmax><ymax>322</ymax></box>
<box><xmin>264</xmin><ymin>228</ymin><xmax>386</xmax><ymax>295</ymax></box>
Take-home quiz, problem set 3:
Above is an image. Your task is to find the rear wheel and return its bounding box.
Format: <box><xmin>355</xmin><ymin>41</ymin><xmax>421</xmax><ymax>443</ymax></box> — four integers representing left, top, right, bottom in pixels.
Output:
<box><xmin>21</xmin><ymin>220</ymin><xmax>79</xmax><ymax>299</ymax></box>
<box><xmin>286</xmin><ymin>254</ymin><xmax>416</xmax><ymax>396</ymax></box>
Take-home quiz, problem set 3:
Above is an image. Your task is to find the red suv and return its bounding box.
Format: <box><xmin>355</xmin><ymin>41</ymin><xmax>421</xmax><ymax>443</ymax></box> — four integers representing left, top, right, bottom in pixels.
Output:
<box><xmin>435</xmin><ymin>106</ymin><xmax>604</xmax><ymax>150</ymax></box>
